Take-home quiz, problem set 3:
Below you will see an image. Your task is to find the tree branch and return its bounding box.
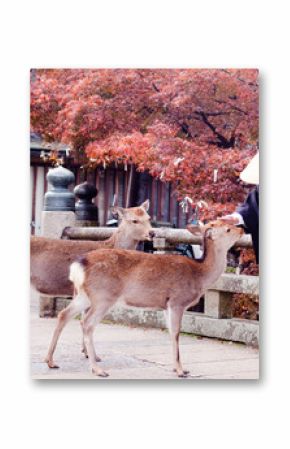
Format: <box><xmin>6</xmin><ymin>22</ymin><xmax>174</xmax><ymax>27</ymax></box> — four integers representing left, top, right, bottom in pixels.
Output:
<box><xmin>214</xmin><ymin>99</ymin><xmax>248</xmax><ymax>115</ymax></box>
<box><xmin>196</xmin><ymin>111</ymin><xmax>235</xmax><ymax>148</ymax></box>
<box><xmin>152</xmin><ymin>82</ymin><xmax>160</xmax><ymax>92</ymax></box>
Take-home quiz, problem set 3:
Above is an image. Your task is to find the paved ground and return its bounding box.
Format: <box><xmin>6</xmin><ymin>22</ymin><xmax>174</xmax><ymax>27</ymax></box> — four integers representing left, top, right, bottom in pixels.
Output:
<box><xmin>31</xmin><ymin>294</ymin><xmax>259</xmax><ymax>380</ymax></box>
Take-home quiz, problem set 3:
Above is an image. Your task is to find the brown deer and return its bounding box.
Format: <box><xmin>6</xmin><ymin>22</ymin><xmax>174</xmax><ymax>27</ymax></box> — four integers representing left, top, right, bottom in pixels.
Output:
<box><xmin>45</xmin><ymin>221</ymin><xmax>243</xmax><ymax>377</ymax></box>
<box><xmin>31</xmin><ymin>200</ymin><xmax>153</xmax><ymax>297</ymax></box>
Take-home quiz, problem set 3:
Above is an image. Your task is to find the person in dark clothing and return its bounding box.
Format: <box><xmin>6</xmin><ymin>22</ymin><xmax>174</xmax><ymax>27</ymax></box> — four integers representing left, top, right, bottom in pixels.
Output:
<box><xmin>220</xmin><ymin>153</ymin><xmax>259</xmax><ymax>262</ymax></box>
<box><xmin>236</xmin><ymin>186</ymin><xmax>259</xmax><ymax>262</ymax></box>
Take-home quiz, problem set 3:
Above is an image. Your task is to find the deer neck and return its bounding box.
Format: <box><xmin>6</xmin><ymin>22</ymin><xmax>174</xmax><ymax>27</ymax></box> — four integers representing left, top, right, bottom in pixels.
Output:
<box><xmin>111</xmin><ymin>228</ymin><xmax>139</xmax><ymax>250</ymax></box>
<box><xmin>194</xmin><ymin>237</ymin><xmax>228</xmax><ymax>286</ymax></box>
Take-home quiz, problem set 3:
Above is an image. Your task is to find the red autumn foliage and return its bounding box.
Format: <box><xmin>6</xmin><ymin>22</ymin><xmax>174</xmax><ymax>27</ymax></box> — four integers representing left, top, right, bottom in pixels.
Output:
<box><xmin>30</xmin><ymin>69</ymin><xmax>259</xmax><ymax>219</ymax></box>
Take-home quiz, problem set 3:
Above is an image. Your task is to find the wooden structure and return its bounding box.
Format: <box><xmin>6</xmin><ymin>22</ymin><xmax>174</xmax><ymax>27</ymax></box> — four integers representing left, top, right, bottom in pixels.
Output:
<box><xmin>31</xmin><ymin>138</ymin><xmax>191</xmax><ymax>235</ymax></box>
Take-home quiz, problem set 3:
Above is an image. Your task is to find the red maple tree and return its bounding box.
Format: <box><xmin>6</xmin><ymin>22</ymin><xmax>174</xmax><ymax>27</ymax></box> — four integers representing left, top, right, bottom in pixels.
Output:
<box><xmin>30</xmin><ymin>68</ymin><xmax>259</xmax><ymax>219</ymax></box>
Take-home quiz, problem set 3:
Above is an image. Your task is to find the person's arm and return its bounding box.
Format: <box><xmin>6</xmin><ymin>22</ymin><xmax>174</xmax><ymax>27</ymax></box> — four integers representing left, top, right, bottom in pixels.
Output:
<box><xmin>236</xmin><ymin>187</ymin><xmax>259</xmax><ymax>233</ymax></box>
<box><xmin>219</xmin><ymin>212</ymin><xmax>244</xmax><ymax>226</ymax></box>
<box><xmin>220</xmin><ymin>187</ymin><xmax>258</xmax><ymax>229</ymax></box>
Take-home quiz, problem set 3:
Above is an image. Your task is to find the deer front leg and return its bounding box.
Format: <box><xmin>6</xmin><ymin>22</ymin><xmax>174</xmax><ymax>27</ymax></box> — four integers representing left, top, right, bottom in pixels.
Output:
<box><xmin>167</xmin><ymin>305</ymin><xmax>189</xmax><ymax>378</ymax></box>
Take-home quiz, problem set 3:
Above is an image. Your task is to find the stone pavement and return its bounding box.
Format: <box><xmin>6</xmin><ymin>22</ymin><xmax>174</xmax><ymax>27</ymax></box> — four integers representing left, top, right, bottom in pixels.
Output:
<box><xmin>31</xmin><ymin>293</ymin><xmax>259</xmax><ymax>380</ymax></box>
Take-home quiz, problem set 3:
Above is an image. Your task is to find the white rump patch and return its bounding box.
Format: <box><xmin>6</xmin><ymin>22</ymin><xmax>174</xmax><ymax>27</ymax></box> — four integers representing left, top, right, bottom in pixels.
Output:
<box><xmin>69</xmin><ymin>261</ymin><xmax>85</xmax><ymax>292</ymax></box>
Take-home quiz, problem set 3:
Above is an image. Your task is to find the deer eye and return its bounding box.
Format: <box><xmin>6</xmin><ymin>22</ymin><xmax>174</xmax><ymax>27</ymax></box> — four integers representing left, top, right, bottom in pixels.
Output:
<box><xmin>227</xmin><ymin>228</ymin><xmax>231</xmax><ymax>233</ymax></box>
<box><xmin>132</xmin><ymin>220</ymin><xmax>138</xmax><ymax>224</ymax></box>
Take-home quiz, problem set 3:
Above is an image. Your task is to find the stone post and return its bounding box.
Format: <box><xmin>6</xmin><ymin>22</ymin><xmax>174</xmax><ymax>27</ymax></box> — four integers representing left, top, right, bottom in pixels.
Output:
<box><xmin>204</xmin><ymin>290</ymin><xmax>233</xmax><ymax>319</ymax></box>
<box><xmin>152</xmin><ymin>237</ymin><xmax>167</xmax><ymax>254</ymax></box>
<box><xmin>39</xmin><ymin>165</ymin><xmax>76</xmax><ymax>317</ymax></box>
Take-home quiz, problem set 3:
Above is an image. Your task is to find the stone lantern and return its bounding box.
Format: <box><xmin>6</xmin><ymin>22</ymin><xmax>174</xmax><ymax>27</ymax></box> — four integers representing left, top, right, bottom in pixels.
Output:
<box><xmin>41</xmin><ymin>166</ymin><xmax>76</xmax><ymax>239</ymax></box>
<box><xmin>44</xmin><ymin>166</ymin><xmax>75</xmax><ymax>211</ymax></box>
<box><xmin>74</xmin><ymin>181</ymin><xmax>99</xmax><ymax>226</ymax></box>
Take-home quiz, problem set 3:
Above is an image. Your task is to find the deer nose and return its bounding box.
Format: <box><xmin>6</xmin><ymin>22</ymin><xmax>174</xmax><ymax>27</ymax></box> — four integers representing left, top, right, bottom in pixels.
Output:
<box><xmin>149</xmin><ymin>230</ymin><xmax>155</xmax><ymax>239</ymax></box>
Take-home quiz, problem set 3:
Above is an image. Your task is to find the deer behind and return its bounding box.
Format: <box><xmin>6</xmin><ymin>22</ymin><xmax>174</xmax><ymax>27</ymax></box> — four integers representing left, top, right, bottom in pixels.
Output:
<box><xmin>31</xmin><ymin>200</ymin><xmax>153</xmax><ymax>297</ymax></box>
<box><xmin>45</xmin><ymin>221</ymin><xmax>243</xmax><ymax>377</ymax></box>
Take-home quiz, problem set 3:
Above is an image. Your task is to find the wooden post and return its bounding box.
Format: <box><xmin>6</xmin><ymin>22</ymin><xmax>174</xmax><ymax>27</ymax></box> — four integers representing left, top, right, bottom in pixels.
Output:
<box><xmin>97</xmin><ymin>168</ymin><xmax>105</xmax><ymax>225</ymax></box>
<box><xmin>125</xmin><ymin>164</ymin><xmax>134</xmax><ymax>207</ymax></box>
<box><xmin>34</xmin><ymin>166</ymin><xmax>45</xmax><ymax>235</ymax></box>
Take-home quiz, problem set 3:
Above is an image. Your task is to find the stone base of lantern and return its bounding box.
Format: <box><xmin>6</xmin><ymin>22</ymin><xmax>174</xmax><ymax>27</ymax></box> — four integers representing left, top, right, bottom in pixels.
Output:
<box><xmin>39</xmin><ymin>296</ymin><xmax>56</xmax><ymax>318</ymax></box>
<box><xmin>41</xmin><ymin>211</ymin><xmax>76</xmax><ymax>239</ymax></box>
<box><xmin>38</xmin><ymin>211</ymin><xmax>76</xmax><ymax>318</ymax></box>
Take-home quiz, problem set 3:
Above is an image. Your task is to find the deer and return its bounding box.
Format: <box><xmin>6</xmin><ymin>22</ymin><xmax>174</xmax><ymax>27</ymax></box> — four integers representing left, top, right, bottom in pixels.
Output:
<box><xmin>45</xmin><ymin>220</ymin><xmax>243</xmax><ymax>377</ymax></box>
<box><xmin>31</xmin><ymin>200</ymin><xmax>153</xmax><ymax>297</ymax></box>
<box><xmin>31</xmin><ymin>200</ymin><xmax>154</xmax><ymax>357</ymax></box>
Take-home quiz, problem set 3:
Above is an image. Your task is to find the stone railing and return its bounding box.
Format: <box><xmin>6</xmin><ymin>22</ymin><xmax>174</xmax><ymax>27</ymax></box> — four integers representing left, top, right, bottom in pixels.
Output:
<box><xmin>104</xmin><ymin>272</ymin><xmax>259</xmax><ymax>347</ymax></box>
<box><xmin>61</xmin><ymin>226</ymin><xmax>252</xmax><ymax>248</ymax></box>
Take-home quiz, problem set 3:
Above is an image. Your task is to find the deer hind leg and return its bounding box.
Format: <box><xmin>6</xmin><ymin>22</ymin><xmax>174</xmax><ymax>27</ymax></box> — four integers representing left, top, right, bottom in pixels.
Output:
<box><xmin>82</xmin><ymin>300</ymin><xmax>112</xmax><ymax>377</ymax></box>
<box><xmin>45</xmin><ymin>292</ymin><xmax>89</xmax><ymax>369</ymax></box>
<box><xmin>167</xmin><ymin>305</ymin><xmax>189</xmax><ymax>378</ymax></box>
<box><xmin>80</xmin><ymin>307</ymin><xmax>101</xmax><ymax>362</ymax></box>
<box><xmin>80</xmin><ymin>310</ymin><xmax>88</xmax><ymax>356</ymax></box>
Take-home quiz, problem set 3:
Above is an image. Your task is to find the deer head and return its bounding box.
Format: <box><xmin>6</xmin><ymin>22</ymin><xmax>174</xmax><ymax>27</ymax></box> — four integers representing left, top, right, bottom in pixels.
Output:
<box><xmin>187</xmin><ymin>220</ymin><xmax>243</xmax><ymax>251</ymax></box>
<box><xmin>110</xmin><ymin>199</ymin><xmax>154</xmax><ymax>241</ymax></box>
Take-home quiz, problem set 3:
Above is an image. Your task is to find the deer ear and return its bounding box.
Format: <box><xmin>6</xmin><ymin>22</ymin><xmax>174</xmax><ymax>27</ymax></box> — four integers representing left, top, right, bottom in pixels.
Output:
<box><xmin>140</xmin><ymin>199</ymin><xmax>150</xmax><ymax>212</ymax></box>
<box><xmin>204</xmin><ymin>228</ymin><xmax>217</xmax><ymax>240</ymax></box>
<box><xmin>110</xmin><ymin>206</ymin><xmax>125</xmax><ymax>219</ymax></box>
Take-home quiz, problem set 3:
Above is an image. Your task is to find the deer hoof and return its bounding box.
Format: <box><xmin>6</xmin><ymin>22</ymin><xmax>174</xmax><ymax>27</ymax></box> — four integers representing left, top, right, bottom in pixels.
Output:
<box><xmin>92</xmin><ymin>367</ymin><xmax>109</xmax><ymax>377</ymax></box>
<box><xmin>46</xmin><ymin>359</ymin><xmax>59</xmax><ymax>369</ymax></box>
<box><xmin>82</xmin><ymin>348</ymin><xmax>101</xmax><ymax>362</ymax></box>
<box><xmin>81</xmin><ymin>347</ymin><xmax>88</xmax><ymax>358</ymax></box>
<box><xmin>174</xmin><ymin>369</ymin><xmax>189</xmax><ymax>377</ymax></box>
